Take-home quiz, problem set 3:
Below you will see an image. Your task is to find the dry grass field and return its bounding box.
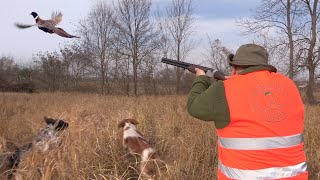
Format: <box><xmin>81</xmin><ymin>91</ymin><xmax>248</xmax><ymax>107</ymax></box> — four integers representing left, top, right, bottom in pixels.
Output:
<box><xmin>0</xmin><ymin>92</ymin><xmax>319</xmax><ymax>180</ymax></box>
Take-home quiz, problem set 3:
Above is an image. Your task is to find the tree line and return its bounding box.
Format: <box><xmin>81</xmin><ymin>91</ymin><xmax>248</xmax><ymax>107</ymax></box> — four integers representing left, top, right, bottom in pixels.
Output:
<box><xmin>1</xmin><ymin>0</ymin><xmax>320</xmax><ymax>103</ymax></box>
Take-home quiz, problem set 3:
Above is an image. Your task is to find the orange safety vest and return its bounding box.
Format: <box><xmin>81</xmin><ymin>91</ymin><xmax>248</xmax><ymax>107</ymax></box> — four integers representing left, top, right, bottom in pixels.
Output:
<box><xmin>217</xmin><ymin>70</ymin><xmax>308</xmax><ymax>180</ymax></box>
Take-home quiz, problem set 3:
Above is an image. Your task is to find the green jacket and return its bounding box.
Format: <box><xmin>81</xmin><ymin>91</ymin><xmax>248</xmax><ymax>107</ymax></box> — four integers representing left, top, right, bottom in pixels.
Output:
<box><xmin>187</xmin><ymin>66</ymin><xmax>273</xmax><ymax>129</ymax></box>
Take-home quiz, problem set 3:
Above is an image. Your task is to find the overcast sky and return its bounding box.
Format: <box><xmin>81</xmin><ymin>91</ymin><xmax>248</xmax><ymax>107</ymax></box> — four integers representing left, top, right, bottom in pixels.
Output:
<box><xmin>0</xmin><ymin>0</ymin><xmax>259</xmax><ymax>65</ymax></box>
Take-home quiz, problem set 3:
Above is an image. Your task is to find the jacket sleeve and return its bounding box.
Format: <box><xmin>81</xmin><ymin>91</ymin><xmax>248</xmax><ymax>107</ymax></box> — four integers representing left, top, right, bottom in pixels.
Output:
<box><xmin>187</xmin><ymin>75</ymin><xmax>230</xmax><ymax>129</ymax></box>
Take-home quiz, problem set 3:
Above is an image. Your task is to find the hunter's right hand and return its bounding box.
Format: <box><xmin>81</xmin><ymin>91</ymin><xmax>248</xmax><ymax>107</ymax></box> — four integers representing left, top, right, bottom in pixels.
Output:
<box><xmin>191</xmin><ymin>66</ymin><xmax>229</xmax><ymax>80</ymax></box>
<box><xmin>214</xmin><ymin>71</ymin><xmax>230</xmax><ymax>80</ymax></box>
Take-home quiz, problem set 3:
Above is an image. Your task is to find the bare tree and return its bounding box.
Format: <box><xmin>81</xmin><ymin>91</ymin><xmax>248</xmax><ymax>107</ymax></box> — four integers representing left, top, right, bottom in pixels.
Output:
<box><xmin>238</xmin><ymin>0</ymin><xmax>303</xmax><ymax>79</ymax></box>
<box><xmin>203</xmin><ymin>38</ymin><xmax>232</xmax><ymax>75</ymax></box>
<box><xmin>114</xmin><ymin>0</ymin><xmax>158</xmax><ymax>96</ymax></box>
<box><xmin>140</xmin><ymin>54</ymin><xmax>158</xmax><ymax>95</ymax></box>
<box><xmin>60</xmin><ymin>44</ymin><xmax>91</xmax><ymax>89</ymax></box>
<box><xmin>299</xmin><ymin>0</ymin><xmax>319</xmax><ymax>104</ymax></box>
<box><xmin>78</xmin><ymin>1</ymin><xmax>115</xmax><ymax>94</ymax></box>
<box><xmin>34</xmin><ymin>51</ymin><xmax>67</xmax><ymax>91</ymax></box>
<box><xmin>0</xmin><ymin>56</ymin><xmax>18</xmax><ymax>82</ymax></box>
<box><xmin>155</xmin><ymin>9</ymin><xmax>171</xmax><ymax>58</ymax></box>
<box><xmin>166</xmin><ymin>0</ymin><xmax>194</xmax><ymax>93</ymax></box>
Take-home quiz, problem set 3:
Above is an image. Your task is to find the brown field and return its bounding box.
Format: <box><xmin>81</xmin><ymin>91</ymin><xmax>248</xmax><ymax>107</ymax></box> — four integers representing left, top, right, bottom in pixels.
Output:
<box><xmin>0</xmin><ymin>92</ymin><xmax>319</xmax><ymax>179</ymax></box>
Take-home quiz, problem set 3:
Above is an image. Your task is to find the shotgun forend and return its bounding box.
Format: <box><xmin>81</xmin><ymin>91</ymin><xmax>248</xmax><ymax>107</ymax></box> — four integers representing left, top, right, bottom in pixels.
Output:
<box><xmin>161</xmin><ymin>57</ymin><xmax>219</xmax><ymax>77</ymax></box>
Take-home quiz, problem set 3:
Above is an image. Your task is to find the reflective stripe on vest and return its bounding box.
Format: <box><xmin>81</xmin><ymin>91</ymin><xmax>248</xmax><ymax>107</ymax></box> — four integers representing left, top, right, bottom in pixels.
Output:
<box><xmin>218</xmin><ymin>133</ymin><xmax>304</xmax><ymax>150</ymax></box>
<box><xmin>218</xmin><ymin>161</ymin><xmax>307</xmax><ymax>180</ymax></box>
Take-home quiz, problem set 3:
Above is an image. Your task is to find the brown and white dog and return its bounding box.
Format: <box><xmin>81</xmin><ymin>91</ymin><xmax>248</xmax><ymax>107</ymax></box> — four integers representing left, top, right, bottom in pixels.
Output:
<box><xmin>118</xmin><ymin>119</ymin><xmax>165</xmax><ymax>179</ymax></box>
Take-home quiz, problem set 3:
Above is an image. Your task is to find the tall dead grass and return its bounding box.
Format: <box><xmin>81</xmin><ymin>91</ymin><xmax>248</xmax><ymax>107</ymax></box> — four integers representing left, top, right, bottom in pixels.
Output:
<box><xmin>0</xmin><ymin>92</ymin><xmax>318</xmax><ymax>179</ymax></box>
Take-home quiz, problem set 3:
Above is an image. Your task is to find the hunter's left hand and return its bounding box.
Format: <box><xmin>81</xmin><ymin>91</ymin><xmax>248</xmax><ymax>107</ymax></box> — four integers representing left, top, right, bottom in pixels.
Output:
<box><xmin>195</xmin><ymin>68</ymin><xmax>206</xmax><ymax>76</ymax></box>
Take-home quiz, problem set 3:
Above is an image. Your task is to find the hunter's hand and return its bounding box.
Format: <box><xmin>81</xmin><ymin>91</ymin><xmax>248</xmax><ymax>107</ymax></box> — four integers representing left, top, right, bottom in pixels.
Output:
<box><xmin>214</xmin><ymin>71</ymin><xmax>230</xmax><ymax>80</ymax></box>
<box><xmin>194</xmin><ymin>67</ymin><xmax>230</xmax><ymax>80</ymax></box>
<box><xmin>195</xmin><ymin>68</ymin><xmax>206</xmax><ymax>76</ymax></box>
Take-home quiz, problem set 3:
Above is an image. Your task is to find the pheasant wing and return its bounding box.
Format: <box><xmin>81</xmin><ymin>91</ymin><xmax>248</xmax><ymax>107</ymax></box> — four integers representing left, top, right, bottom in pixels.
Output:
<box><xmin>51</xmin><ymin>11</ymin><xmax>63</xmax><ymax>26</ymax></box>
<box><xmin>53</xmin><ymin>27</ymin><xmax>80</xmax><ymax>38</ymax></box>
<box><xmin>15</xmin><ymin>23</ymin><xmax>35</xmax><ymax>29</ymax></box>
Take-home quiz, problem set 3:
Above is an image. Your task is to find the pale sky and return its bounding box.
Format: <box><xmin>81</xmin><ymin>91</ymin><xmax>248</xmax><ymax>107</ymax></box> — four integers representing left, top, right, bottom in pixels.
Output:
<box><xmin>0</xmin><ymin>0</ymin><xmax>259</xmax><ymax>65</ymax></box>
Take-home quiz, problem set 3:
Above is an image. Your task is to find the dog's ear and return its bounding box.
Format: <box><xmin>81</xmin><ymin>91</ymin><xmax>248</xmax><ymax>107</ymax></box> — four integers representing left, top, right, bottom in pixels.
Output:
<box><xmin>128</xmin><ymin>119</ymin><xmax>139</xmax><ymax>125</ymax></box>
<box><xmin>118</xmin><ymin>119</ymin><xmax>126</xmax><ymax>128</ymax></box>
<box><xmin>44</xmin><ymin>116</ymin><xmax>68</xmax><ymax>131</ymax></box>
<box><xmin>44</xmin><ymin>116</ymin><xmax>57</xmax><ymax>125</ymax></box>
<box><xmin>55</xmin><ymin>120</ymin><xmax>69</xmax><ymax>131</ymax></box>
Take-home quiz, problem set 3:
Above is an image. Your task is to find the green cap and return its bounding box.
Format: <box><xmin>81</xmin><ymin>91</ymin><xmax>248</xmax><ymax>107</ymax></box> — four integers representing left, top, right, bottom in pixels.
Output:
<box><xmin>228</xmin><ymin>44</ymin><xmax>277</xmax><ymax>72</ymax></box>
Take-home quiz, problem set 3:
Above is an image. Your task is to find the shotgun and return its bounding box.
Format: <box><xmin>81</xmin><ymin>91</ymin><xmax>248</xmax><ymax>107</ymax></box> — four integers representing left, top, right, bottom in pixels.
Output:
<box><xmin>161</xmin><ymin>57</ymin><xmax>227</xmax><ymax>80</ymax></box>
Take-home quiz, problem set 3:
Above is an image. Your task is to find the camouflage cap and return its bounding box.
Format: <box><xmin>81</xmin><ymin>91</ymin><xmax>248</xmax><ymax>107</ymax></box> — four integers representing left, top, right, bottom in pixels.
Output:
<box><xmin>228</xmin><ymin>44</ymin><xmax>277</xmax><ymax>72</ymax></box>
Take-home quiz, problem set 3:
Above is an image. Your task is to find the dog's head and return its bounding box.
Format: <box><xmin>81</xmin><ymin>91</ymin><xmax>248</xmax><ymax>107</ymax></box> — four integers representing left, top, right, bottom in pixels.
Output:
<box><xmin>118</xmin><ymin>118</ymin><xmax>139</xmax><ymax>129</ymax></box>
<box><xmin>31</xmin><ymin>117</ymin><xmax>69</xmax><ymax>153</ymax></box>
<box><xmin>43</xmin><ymin>116</ymin><xmax>69</xmax><ymax>131</ymax></box>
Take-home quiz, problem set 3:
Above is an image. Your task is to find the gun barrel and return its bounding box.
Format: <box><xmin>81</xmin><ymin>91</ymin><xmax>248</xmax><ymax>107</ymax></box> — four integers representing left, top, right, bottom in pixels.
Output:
<box><xmin>161</xmin><ymin>58</ymin><xmax>189</xmax><ymax>69</ymax></box>
<box><xmin>161</xmin><ymin>58</ymin><xmax>214</xmax><ymax>72</ymax></box>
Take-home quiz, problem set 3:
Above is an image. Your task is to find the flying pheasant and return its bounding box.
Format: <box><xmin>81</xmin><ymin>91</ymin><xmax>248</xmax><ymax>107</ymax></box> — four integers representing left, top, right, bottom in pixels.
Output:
<box><xmin>15</xmin><ymin>11</ymin><xmax>80</xmax><ymax>38</ymax></box>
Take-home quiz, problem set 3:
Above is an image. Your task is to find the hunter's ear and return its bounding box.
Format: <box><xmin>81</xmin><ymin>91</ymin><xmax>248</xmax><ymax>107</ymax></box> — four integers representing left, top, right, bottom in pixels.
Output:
<box><xmin>228</xmin><ymin>54</ymin><xmax>234</xmax><ymax>66</ymax></box>
<box><xmin>228</xmin><ymin>54</ymin><xmax>234</xmax><ymax>61</ymax></box>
